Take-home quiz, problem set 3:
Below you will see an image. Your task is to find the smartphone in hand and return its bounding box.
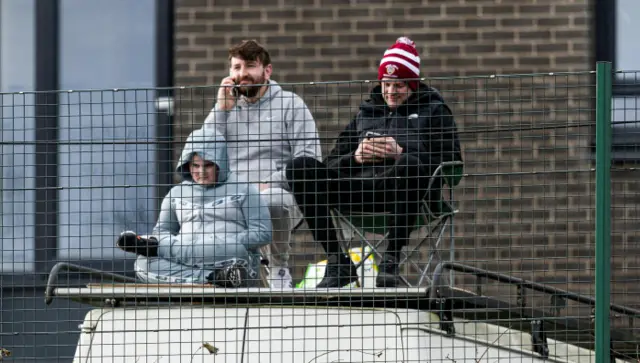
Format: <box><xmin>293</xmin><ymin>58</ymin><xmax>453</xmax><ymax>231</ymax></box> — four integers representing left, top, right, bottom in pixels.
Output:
<box><xmin>228</xmin><ymin>74</ymin><xmax>239</xmax><ymax>97</ymax></box>
<box><xmin>365</xmin><ymin>131</ymin><xmax>383</xmax><ymax>139</ymax></box>
<box><xmin>231</xmin><ymin>81</ymin><xmax>240</xmax><ymax>97</ymax></box>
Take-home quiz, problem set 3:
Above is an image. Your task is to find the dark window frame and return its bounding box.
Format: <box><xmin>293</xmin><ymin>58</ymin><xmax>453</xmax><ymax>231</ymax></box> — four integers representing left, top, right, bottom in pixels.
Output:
<box><xmin>34</xmin><ymin>0</ymin><xmax>59</xmax><ymax>276</ymax></box>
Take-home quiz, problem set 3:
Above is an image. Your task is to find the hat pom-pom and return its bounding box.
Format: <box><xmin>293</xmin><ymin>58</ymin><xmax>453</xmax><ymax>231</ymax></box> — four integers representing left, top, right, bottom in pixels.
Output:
<box><xmin>395</xmin><ymin>37</ymin><xmax>415</xmax><ymax>48</ymax></box>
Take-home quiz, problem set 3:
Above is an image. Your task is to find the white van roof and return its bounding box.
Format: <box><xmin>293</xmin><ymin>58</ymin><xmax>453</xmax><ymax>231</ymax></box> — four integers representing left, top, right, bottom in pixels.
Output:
<box><xmin>45</xmin><ymin>262</ymin><xmax>640</xmax><ymax>363</ymax></box>
<box><xmin>74</xmin><ymin>305</ymin><xmax>601</xmax><ymax>363</ymax></box>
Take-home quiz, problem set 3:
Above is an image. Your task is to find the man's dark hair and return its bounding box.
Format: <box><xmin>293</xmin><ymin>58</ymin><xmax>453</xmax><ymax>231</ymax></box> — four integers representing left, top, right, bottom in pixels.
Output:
<box><xmin>228</xmin><ymin>40</ymin><xmax>271</xmax><ymax>67</ymax></box>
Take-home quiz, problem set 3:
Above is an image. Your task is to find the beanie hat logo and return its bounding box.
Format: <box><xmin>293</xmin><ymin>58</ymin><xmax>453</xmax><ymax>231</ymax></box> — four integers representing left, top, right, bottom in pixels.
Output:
<box><xmin>378</xmin><ymin>36</ymin><xmax>421</xmax><ymax>90</ymax></box>
<box><xmin>384</xmin><ymin>64</ymin><xmax>398</xmax><ymax>77</ymax></box>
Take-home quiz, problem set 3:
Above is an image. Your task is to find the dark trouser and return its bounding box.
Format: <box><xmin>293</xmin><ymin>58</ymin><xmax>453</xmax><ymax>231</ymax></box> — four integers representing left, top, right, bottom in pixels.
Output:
<box><xmin>286</xmin><ymin>155</ymin><xmax>436</xmax><ymax>264</ymax></box>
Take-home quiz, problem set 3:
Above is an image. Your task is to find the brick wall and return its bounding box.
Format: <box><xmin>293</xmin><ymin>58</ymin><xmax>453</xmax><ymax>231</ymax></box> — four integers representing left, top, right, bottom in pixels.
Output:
<box><xmin>172</xmin><ymin>0</ymin><xmax>640</xmax><ymax>308</ymax></box>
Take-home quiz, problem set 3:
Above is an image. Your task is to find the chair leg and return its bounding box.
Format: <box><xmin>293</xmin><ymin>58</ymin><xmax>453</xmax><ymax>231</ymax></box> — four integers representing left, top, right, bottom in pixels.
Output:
<box><xmin>399</xmin><ymin>215</ymin><xmax>451</xmax><ymax>287</ymax></box>
<box><xmin>420</xmin><ymin>217</ymin><xmax>450</xmax><ymax>286</ymax></box>
<box><xmin>448</xmin><ymin>187</ymin><xmax>456</xmax><ymax>286</ymax></box>
<box><xmin>329</xmin><ymin>209</ymin><xmax>456</xmax><ymax>289</ymax></box>
<box><xmin>331</xmin><ymin>210</ymin><xmax>388</xmax><ymax>288</ymax></box>
<box><xmin>352</xmin><ymin>234</ymin><xmax>387</xmax><ymax>288</ymax></box>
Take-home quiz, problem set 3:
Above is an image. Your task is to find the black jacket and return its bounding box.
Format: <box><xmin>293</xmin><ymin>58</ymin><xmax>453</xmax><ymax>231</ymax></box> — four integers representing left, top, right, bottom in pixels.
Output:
<box><xmin>325</xmin><ymin>83</ymin><xmax>463</xmax><ymax>179</ymax></box>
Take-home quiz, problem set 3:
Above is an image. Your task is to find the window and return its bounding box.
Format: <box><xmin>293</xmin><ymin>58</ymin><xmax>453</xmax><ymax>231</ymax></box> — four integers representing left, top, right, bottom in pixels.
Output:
<box><xmin>0</xmin><ymin>0</ymin><xmax>173</xmax><ymax>275</ymax></box>
<box><xmin>596</xmin><ymin>0</ymin><xmax>640</xmax><ymax>161</ymax></box>
<box><xmin>57</xmin><ymin>0</ymin><xmax>158</xmax><ymax>260</ymax></box>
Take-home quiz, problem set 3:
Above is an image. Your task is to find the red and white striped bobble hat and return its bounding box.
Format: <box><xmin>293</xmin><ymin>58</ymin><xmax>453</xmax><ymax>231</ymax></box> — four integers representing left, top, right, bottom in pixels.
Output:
<box><xmin>378</xmin><ymin>36</ymin><xmax>421</xmax><ymax>90</ymax></box>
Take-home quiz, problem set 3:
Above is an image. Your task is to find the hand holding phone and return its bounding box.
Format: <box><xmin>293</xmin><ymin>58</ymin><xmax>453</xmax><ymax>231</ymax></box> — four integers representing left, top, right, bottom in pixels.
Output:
<box><xmin>355</xmin><ymin>132</ymin><xmax>403</xmax><ymax>163</ymax></box>
<box><xmin>356</xmin><ymin>131</ymin><xmax>385</xmax><ymax>163</ymax></box>
<box><xmin>216</xmin><ymin>76</ymin><xmax>237</xmax><ymax>111</ymax></box>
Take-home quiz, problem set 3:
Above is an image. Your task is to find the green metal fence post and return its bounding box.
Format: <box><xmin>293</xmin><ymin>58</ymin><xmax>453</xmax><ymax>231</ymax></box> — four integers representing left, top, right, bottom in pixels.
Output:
<box><xmin>595</xmin><ymin>61</ymin><xmax>612</xmax><ymax>363</ymax></box>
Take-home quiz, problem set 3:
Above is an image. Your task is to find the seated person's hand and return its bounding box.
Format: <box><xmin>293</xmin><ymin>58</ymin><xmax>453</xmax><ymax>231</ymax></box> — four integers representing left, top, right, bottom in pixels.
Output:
<box><xmin>216</xmin><ymin>76</ymin><xmax>237</xmax><ymax>111</ymax></box>
<box><xmin>354</xmin><ymin>136</ymin><xmax>403</xmax><ymax>164</ymax></box>
<box><xmin>381</xmin><ymin>137</ymin><xmax>403</xmax><ymax>159</ymax></box>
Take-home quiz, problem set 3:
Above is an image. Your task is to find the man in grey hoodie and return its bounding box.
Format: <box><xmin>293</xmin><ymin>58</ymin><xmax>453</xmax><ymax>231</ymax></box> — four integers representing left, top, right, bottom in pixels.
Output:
<box><xmin>116</xmin><ymin>127</ymin><xmax>273</xmax><ymax>287</ymax></box>
<box><xmin>203</xmin><ymin>40</ymin><xmax>322</xmax><ymax>288</ymax></box>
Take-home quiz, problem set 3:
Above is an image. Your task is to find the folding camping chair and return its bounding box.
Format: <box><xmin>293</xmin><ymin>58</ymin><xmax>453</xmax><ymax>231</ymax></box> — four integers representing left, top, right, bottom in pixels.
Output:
<box><xmin>331</xmin><ymin>160</ymin><xmax>464</xmax><ymax>287</ymax></box>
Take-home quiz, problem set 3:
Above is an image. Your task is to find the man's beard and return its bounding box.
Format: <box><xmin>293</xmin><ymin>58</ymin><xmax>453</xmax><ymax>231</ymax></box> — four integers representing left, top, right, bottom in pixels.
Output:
<box><xmin>237</xmin><ymin>72</ymin><xmax>267</xmax><ymax>98</ymax></box>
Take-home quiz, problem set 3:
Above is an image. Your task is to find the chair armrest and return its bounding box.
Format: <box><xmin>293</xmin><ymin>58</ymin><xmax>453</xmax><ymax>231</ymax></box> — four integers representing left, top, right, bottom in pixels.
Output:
<box><xmin>431</xmin><ymin>161</ymin><xmax>464</xmax><ymax>188</ymax></box>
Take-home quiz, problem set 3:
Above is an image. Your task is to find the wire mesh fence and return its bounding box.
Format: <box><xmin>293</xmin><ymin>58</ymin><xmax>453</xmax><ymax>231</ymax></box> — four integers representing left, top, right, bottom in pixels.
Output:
<box><xmin>0</xmin><ymin>67</ymin><xmax>637</xmax><ymax>362</ymax></box>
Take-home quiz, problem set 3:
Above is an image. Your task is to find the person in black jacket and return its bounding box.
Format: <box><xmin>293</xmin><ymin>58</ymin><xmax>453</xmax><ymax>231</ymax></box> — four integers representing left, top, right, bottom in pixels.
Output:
<box><xmin>286</xmin><ymin>37</ymin><xmax>463</xmax><ymax>288</ymax></box>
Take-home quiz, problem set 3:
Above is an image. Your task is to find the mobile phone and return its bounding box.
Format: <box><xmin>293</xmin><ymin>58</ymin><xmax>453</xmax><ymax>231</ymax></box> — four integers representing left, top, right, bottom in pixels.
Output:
<box><xmin>365</xmin><ymin>131</ymin><xmax>383</xmax><ymax>139</ymax></box>
<box><xmin>231</xmin><ymin>79</ymin><xmax>240</xmax><ymax>97</ymax></box>
<box><xmin>229</xmin><ymin>75</ymin><xmax>239</xmax><ymax>97</ymax></box>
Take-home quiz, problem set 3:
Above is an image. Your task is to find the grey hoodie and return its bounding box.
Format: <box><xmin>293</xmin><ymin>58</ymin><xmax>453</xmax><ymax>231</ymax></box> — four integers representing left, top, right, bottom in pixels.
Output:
<box><xmin>204</xmin><ymin>80</ymin><xmax>322</xmax><ymax>189</ymax></box>
<box><xmin>152</xmin><ymin>127</ymin><xmax>272</xmax><ymax>270</ymax></box>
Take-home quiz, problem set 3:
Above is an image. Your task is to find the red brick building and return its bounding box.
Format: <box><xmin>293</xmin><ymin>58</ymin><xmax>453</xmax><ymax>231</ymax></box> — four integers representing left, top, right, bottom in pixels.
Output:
<box><xmin>174</xmin><ymin>0</ymin><xmax>640</xmax><ymax>306</ymax></box>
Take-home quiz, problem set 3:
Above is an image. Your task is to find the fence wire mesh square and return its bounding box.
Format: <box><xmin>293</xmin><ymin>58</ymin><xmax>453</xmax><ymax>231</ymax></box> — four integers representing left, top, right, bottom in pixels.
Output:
<box><xmin>0</xmin><ymin>70</ymin><xmax>637</xmax><ymax>362</ymax></box>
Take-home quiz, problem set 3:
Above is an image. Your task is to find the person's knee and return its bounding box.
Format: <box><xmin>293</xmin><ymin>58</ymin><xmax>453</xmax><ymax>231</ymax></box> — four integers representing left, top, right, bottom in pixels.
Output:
<box><xmin>395</xmin><ymin>153</ymin><xmax>427</xmax><ymax>176</ymax></box>
<box><xmin>396</xmin><ymin>153</ymin><xmax>421</xmax><ymax>166</ymax></box>
<box><xmin>260</xmin><ymin>187</ymin><xmax>296</xmax><ymax>210</ymax></box>
<box><xmin>285</xmin><ymin>156</ymin><xmax>320</xmax><ymax>181</ymax></box>
<box><xmin>200</xmin><ymin>243</ymin><xmax>249</xmax><ymax>264</ymax></box>
<box><xmin>227</xmin><ymin>243</ymin><xmax>250</xmax><ymax>260</ymax></box>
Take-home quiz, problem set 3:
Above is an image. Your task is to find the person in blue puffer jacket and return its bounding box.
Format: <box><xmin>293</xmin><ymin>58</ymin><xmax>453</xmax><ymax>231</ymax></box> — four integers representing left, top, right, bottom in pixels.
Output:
<box><xmin>116</xmin><ymin>127</ymin><xmax>272</xmax><ymax>287</ymax></box>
